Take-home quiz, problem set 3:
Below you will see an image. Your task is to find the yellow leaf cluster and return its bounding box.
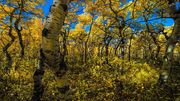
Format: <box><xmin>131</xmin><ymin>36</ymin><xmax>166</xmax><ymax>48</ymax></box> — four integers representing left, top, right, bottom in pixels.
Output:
<box><xmin>78</xmin><ymin>13</ymin><xmax>92</xmax><ymax>24</ymax></box>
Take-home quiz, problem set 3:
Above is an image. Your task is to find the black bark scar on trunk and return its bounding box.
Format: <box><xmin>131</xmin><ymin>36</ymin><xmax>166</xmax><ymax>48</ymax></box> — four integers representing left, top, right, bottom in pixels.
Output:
<box><xmin>39</xmin><ymin>48</ymin><xmax>45</xmax><ymax>67</ymax></box>
<box><xmin>42</xmin><ymin>28</ymin><xmax>49</xmax><ymax>37</ymax></box>
<box><xmin>60</xmin><ymin>4</ymin><xmax>68</xmax><ymax>12</ymax></box>
<box><xmin>32</xmin><ymin>70</ymin><xmax>45</xmax><ymax>101</ymax></box>
<box><xmin>33</xmin><ymin>69</ymin><xmax>45</xmax><ymax>77</ymax></box>
<box><xmin>32</xmin><ymin>48</ymin><xmax>45</xmax><ymax>101</ymax></box>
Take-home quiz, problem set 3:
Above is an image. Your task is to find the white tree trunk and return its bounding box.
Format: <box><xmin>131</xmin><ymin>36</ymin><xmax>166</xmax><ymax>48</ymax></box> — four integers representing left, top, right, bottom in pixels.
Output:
<box><xmin>32</xmin><ymin>0</ymin><xmax>72</xmax><ymax>100</ymax></box>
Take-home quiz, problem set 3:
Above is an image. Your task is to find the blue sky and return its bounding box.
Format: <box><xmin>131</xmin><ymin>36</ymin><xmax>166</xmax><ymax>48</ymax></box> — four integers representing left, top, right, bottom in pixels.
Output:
<box><xmin>42</xmin><ymin>0</ymin><xmax>174</xmax><ymax>27</ymax></box>
<box><xmin>42</xmin><ymin>0</ymin><xmax>53</xmax><ymax>18</ymax></box>
<box><xmin>42</xmin><ymin>0</ymin><xmax>84</xmax><ymax>17</ymax></box>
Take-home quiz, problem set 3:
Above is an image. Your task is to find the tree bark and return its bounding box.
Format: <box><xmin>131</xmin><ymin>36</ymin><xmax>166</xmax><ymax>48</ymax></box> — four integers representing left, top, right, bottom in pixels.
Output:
<box><xmin>3</xmin><ymin>8</ymin><xmax>17</xmax><ymax>71</ymax></box>
<box><xmin>161</xmin><ymin>0</ymin><xmax>180</xmax><ymax>83</ymax></box>
<box><xmin>32</xmin><ymin>0</ymin><xmax>71</xmax><ymax>100</ymax></box>
<box><xmin>163</xmin><ymin>18</ymin><xmax>180</xmax><ymax>71</ymax></box>
<box><xmin>121</xmin><ymin>37</ymin><xmax>125</xmax><ymax>60</ymax></box>
<box><xmin>163</xmin><ymin>1</ymin><xmax>180</xmax><ymax>69</ymax></box>
<box><xmin>114</xmin><ymin>41</ymin><xmax>121</xmax><ymax>57</ymax></box>
<box><xmin>104</xmin><ymin>36</ymin><xmax>112</xmax><ymax>64</ymax></box>
<box><xmin>128</xmin><ymin>34</ymin><xmax>133</xmax><ymax>61</ymax></box>
<box><xmin>14</xmin><ymin>0</ymin><xmax>24</xmax><ymax>58</ymax></box>
<box><xmin>84</xmin><ymin>15</ymin><xmax>94</xmax><ymax>64</ymax></box>
<box><xmin>60</xmin><ymin>31</ymin><xmax>68</xmax><ymax>69</ymax></box>
<box><xmin>98</xmin><ymin>43</ymin><xmax>101</xmax><ymax>57</ymax></box>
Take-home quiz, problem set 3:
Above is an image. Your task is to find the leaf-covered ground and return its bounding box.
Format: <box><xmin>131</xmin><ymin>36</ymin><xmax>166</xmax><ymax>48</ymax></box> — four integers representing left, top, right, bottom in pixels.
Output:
<box><xmin>0</xmin><ymin>55</ymin><xmax>179</xmax><ymax>100</ymax></box>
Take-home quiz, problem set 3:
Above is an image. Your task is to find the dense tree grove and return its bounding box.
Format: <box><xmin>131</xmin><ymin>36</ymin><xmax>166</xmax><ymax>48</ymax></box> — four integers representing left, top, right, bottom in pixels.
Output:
<box><xmin>0</xmin><ymin>0</ymin><xmax>180</xmax><ymax>100</ymax></box>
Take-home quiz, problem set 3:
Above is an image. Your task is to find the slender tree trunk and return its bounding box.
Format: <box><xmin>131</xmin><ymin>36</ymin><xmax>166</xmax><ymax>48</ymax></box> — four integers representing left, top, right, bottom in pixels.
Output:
<box><xmin>128</xmin><ymin>34</ymin><xmax>133</xmax><ymax>61</ymax></box>
<box><xmin>163</xmin><ymin>17</ymin><xmax>180</xmax><ymax>71</ymax></box>
<box><xmin>84</xmin><ymin>16</ymin><xmax>94</xmax><ymax>64</ymax></box>
<box><xmin>32</xmin><ymin>0</ymin><xmax>71</xmax><ymax>100</ymax></box>
<box><xmin>105</xmin><ymin>44</ymin><xmax>109</xmax><ymax>64</ymax></box>
<box><xmin>84</xmin><ymin>42</ymin><xmax>88</xmax><ymax>63</ymax></box>
<box><xmin>121</xmin><ymin>37</ymin><xmax>125</xmax><ymax>60</ymax></box>
<box><xmin>101</xmin><ymin>44</ymin><xmax>105</xmax><ymax>57</ymax></box>
<box><xmin>161</xmin><ymin>0</ymin><xmax>180</xmax><ymax>83</ymax></box>
<box><xmin>3</xmin><ymin>8</ymin><xmax>17</xmax><ymax>71</ymax></box>
<box><xmin>14</xmin><ymin>1</ymin><xmax>24</xmax><ymax>58</ymax></box>
<box><xmin>163</xmin><ymin>1</ymin><xmax>180</xmax><ymax>69</ymax></box>
<box><xmin>115</xmin><ymin>41</ymin><xmax>121</xmax><ymax>57</ymax></box>
<box><xmin>104</xmin><ymin>36</ymin><xmax>112</xmax><ymax>64</ymax></box>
